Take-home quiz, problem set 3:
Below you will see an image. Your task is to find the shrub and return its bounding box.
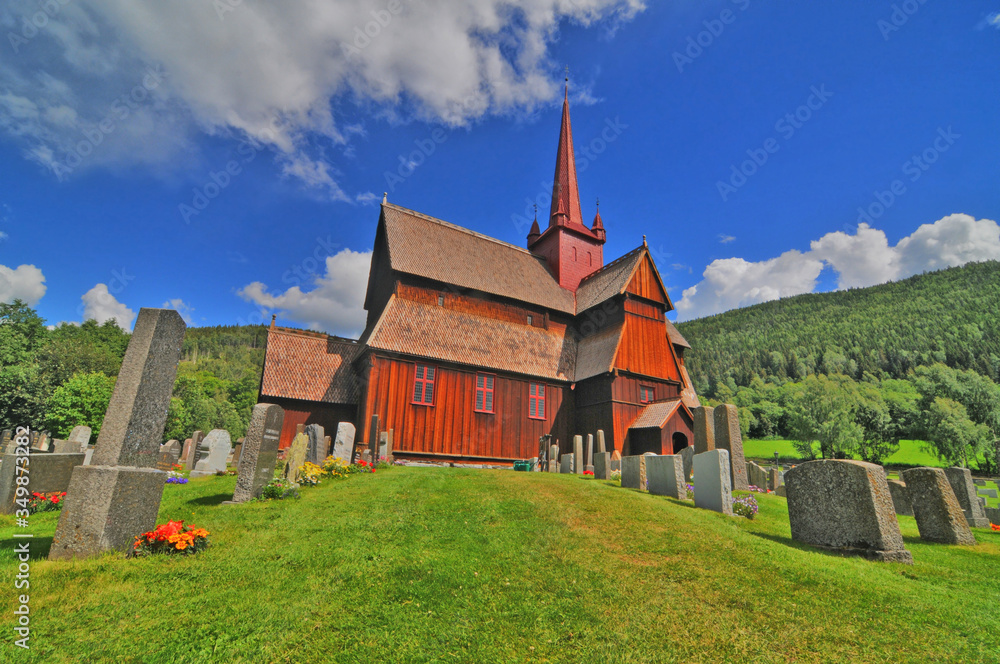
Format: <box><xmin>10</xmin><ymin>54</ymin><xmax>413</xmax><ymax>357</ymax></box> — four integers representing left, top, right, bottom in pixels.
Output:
<box><xmin>610</xmin><ymin>470</ymin><xmax>621</xmax><ymax>482</ymax></box>
<box><xmin>297</xmin><ymin>461</ymin><xmax>324</xmax><ymax>486</ymax></box>
<box><xmin>685</xmin><ymin>484</ymin><xmax>695</xmax><ymax>500</ymax></box>
<box><xmin>28</xmin><ymin>491</ymin><xmax>66</xmax><ymax>514</ymax></box>
<box><xmin>131</xmin><ymin>520</ymin><xmax>210</xmax><ymax>557</ymax></box>
<box><xmin>322</xmin><ymin>456</ymin><xmax>350</xmax><ymax>480</ymax></box>
<box><xmin>733</xmin><ymin>494</ymin><xmax>759</xmax><ymax>519</ymax></box>
<box><xmin>260</xmin><ymin>478</ymin><xmax>298</xmax><ymax>500</ymax></box>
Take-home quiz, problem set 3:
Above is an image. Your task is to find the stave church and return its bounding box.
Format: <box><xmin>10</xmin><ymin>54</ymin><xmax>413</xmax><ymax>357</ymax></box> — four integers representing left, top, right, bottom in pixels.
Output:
<box><xmin>258</xmin><ymin>84</ymin><xmax>700</xmax><ymax>462</ymax></box>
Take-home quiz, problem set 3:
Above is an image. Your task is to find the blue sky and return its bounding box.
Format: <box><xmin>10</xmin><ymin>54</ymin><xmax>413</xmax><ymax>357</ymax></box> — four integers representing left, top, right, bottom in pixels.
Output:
<box><xmin>1</xmin><ymin>1</ymin><xmax>998</xmax><ymax>335</ymax></box>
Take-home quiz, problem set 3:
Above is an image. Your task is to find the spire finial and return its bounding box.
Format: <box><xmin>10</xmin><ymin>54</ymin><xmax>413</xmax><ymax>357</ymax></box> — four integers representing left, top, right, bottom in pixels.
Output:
<box><xmin>533</xmin><ymin>203</ymin><xmax>538</xmax><ymax>221</ymax></box>
<box><xmin>596</xmin><ymin>197</ymin><xmax>600</xmax><ymax>211</ymax></box>
<box><xmin>564</xmin><ymin>65</ymin><xmax>569</xmax><ymax>99</ymax></box>
<box><xmin>382</xmin><ymin>192</ymin><xmax>387</xmax><ymax>204</ymax></box>
<box><xmin>643</xmin><ymin>234</ymin><xmax>647</xmax><ymax>247</ymax></box>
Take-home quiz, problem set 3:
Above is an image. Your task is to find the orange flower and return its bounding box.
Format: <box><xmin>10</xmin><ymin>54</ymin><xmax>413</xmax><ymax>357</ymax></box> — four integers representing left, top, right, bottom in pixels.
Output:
<box><xmin>174</xmin><ymin>540</ymin><xmax>188</xmax><ymax>550</ymax></box>
<box><xmin>991</xmin><ymin>523</ymin><xmax>1000</xmax><ymax>532</ymax></box>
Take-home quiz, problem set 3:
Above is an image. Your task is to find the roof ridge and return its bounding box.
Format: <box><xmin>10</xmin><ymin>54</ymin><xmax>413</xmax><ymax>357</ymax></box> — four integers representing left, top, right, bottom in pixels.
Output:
<box><xmin>270</xmin><ymin>326</ymin><xmax>360</xmax><ymax>344</ymax></box>
<box><xmin>383</xmin><ymin>202</ymin><xmax>552</xmax><ymax>261</ymax></box>
<box><xmin>578</xmin><ymin>244</ymin><xmax>645</xmax><ymax>286</ymax></box>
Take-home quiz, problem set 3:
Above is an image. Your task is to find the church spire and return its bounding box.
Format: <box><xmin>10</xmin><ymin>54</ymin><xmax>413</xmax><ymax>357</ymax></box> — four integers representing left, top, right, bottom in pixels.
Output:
<box><xmin>548</xmin><ymin>76</ymin><xmax>583</xmax><ymax>228</ymax></box>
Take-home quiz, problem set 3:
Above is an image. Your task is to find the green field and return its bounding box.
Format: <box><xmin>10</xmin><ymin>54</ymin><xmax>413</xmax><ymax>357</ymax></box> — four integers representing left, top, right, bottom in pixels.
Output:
<box><xmin>2</xmin><ymin>467</ymin><xmax>999</xmax><ymax>663</ymax></box>
<box><xmin>744</xmin><ymin>439</ymin><xmax>946</xmax><ymax>469</ymax></box>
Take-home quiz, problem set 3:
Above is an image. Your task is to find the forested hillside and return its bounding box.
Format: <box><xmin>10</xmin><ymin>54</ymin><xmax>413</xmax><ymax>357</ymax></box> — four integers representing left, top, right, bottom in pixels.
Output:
<box><xmin>677</xmin><ymin>260</ymin><xmax>1000</xmax><ymax>396</ymax></box>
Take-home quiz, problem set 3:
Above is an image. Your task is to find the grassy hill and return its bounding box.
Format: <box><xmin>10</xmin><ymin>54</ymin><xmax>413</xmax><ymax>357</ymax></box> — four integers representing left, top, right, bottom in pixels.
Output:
<box><xmin>676</xmin><ymin>260</ymin><xmax>1000</xmax><ymax>396</ymax></box>
<box><xmin>3</xmin><ymin>467</ymin><xmax>998</xmax><ymax>663</ymax></box>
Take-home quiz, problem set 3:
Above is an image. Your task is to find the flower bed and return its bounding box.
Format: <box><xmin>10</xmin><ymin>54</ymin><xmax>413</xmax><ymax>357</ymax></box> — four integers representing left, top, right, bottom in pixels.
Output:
<box><xmin>28</xmin><ymin>492</ymin><xmax>66</xmax><ymax>514</ymax></box>
<box><xmin>733</xmin><ymin>494</ymin><xmax>759</xmax><ymax>519</ymax></box>
<box><xmin>131</xmin><ymin>520</ymin><xmax>210</xmax><ymax>557</ymax></box>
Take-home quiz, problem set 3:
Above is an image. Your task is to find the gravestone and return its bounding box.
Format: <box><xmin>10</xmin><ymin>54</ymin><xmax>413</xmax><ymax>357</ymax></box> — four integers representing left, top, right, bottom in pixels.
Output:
<box><xmin>767</xmin><ymin>467</ymin><xmax>782</xmax><ymax>492</ymax></box>
<box><xmin>367</xmin><ymin>415</ymin><xmax>380</xmax><ymax>465</ymax></box>
<box><xmin>333</xmin><ymin>422</ymin><xmax>356</xmax><ymax>464</ymax></box>
<box><xmin>979</xmin><ymin>488</ymin><xmax>998</xmax><ymax>499</ymax></box>
<box><xmin>573</xmin><ymin>435</ymin><xmax>584</xmax><ymax>476</ymax></box>
<box><xmin>180</xmin><ymin>438</ymin><xmax>193</xmax><ymax>468</ymax></box>
<box><xmin>231</xmin><ymin>442</ymin><xmax>242</xmax><ymax>465</ymax></box>
<box><xmin>597</xmin><ymin>429</ymin><xmax>606</xmax><ymax>454</ymax></box>
<box><xmin>51</xmin><ymin>440</ymin><xmax>75</xmax><ymax>454</ymax></box>
<box><xmin>83</xmin><ymin>446</ymin><xmax>94</xmax><ymax>466</ymax></box>
<box><xmin>49</xmin><ymin>308</ymin><xmax>184</xmax><ymax>561</ymax></box>
<box><xmin>321</xmin><ymin>437</ymin><xmax>330</xmax><ymax>464</ymax></box>
<box><xmin>384</xmin><ymin>429</ymin><xmax>394</xmax><ymax>463</ymax></box>
<box><xmin>585</xmin><ymin>434</ymin><xmax>594</xmax><ymax>474</ymax></box>
<box><xmin>692</xmin><ymin>406</ymin><xmax>715</xmax><ymax>454</ymax></box>
<box><xmin>0</xmin><ymin>451</ymin><xmax>86</xmax><ymax>513</ymax></box>
<box><xmin>0</xmin><ymin>430</ymin><xmax>11</xmax><ymax>452</ymax></box>
<box><xmin>785</xmin><ymin>459</ymin><xmax>912</xmax><ymax>563</ymax></box>
<box><xmin>560</xmin><ymin>453</ymin><xmax>574</xmax><ymax>474</ymax></box>
<box><xmin>190</xmin><ymin>429</ymin><xmax>231</xmax><ymax>477</ymax></box>
<box><xmin>610</xmin><ymin>450</ymin><xmax>622</xmax><ymax>472</ymax></box>
<box><xmin>901</xmin><ymin>467</ymin><xmax>977</xmax><ymax>545</ymax></box>
<box><xmin>973</xmin><ymin>479</ymin><xmax>985</xmax><ymax>486</ymax></box>
<box><xmin>943</xmin><ymin>467</ymin><xmax>990</xmax><ymax>528</ymax></box>
<box><xmin>887</xmin><ymin>480</ymin><xmax>913</xmax><ymax>517</ymax></box>
<box><xmin>693</xmin><ymin>449</ymin><xmax>733</xmax><ymax>515</ymax></box>
<box><xmin>985</xmin><ymin>507</ymin><xmax>1000</xmax><ymax>526</ymax></box>
<box><xmin>230</xmin><ymin>403</ymin><xmax>284</xmax><ymax>503</ymax></box>
<box><xmin>304</xmin><ymin>424</ymin><xmax>327</xmax><ymax>466</ymax></box>
<box><xmin>548</xmin><ymin>444</ymin><xmax>560</xmax><ymax>473</ymax></box>
<box><xmin>155</xmin><ymin>445</ymin><xmax>175</xmax><ymax>471</ymax></box>
<box><xmin>162</xmin><ymin>440</ymin><xmax>181</xmax><ymax>466</ymax></box>
<box><xmin>68</xmin><ymin>425</ymin><xmax>92</xmax><ymax>451</ymax></box>
<box><xmin>36</xmin><ymin>432</ymin><xmax>51</xmax><ymax>452</ymax></box>
<box><xmin>621</xmin><ymin>455</ymin><xmax>647</xmax><ymax>491</ymax></box>
<box><xmin>746</xmin><ymin>461</ymin><xmax>768</xmax><ymax>490</ymax></box>
<box><xmin>185</xmin><ymin>430</ymin><xmax>204</xmax><ymax>470</ymax></box>
<box><xmin>714</xmin><ymin>405</ymin><xmax>749</xmax><ymax>491</ymax></box>
<box><xmin>680</xmin><ymin>446</ymin><xmax>694</xmax><ymax>482</ymax></box>
<box><xmin>593</xmin><ymin>452</ymin><xmax>611</xmax><ymax>480</ymax></box>
<box><xmin>283</xmin><ymin>431</ymin><xmax>309</xmax><ymax>484</ymax></box>
<box><xmin>647</xmin><ymin>454</ymin><xmax>686</xmax><ymax>499</ymax></box>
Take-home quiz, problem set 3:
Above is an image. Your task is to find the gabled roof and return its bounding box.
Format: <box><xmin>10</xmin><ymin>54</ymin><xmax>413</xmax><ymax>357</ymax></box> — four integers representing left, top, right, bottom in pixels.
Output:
<box><xmin>665</xmin><ymin>320</ymin><xmax>691</xmax><ymax>349</ymax></box>
<box><xmin>381</xmin><ymin>203</ymin><xmax>576</xmax><ymax>315</ymax></box>
<box><xmin>575</xmin><ymin>244</ymin><xmax>672</xmax><ymax>315</ymax></box>
<box><xmin>260</xmin><ymin>328</ymin><xmax>362</xmax><ymax>404</ymax></box>
<box><xmin>366</xmin><ymin>296</ymin><xmax>576</xmax><ymax>381</ymax></box>
<box><xmin>629</xmin><ymin>398</ymin><xmax>688</xmax><ymax>429</ymax></box>
<box><xmin>575</xmin><ymin>322</ymin><xmax>624</xmax><ymax>381</ymax></box>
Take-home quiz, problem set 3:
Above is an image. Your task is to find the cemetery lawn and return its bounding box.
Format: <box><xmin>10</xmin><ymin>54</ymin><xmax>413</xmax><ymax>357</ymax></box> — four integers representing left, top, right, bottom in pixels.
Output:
<box><xmin>2</xmin><ymin>468</ymin><xmax>999</xmax><ymax>664</ymax></box>
<box><xmin>745</xmin><ymin>439</ymin><xmax>945</xmax><ymax>468</ymax></box>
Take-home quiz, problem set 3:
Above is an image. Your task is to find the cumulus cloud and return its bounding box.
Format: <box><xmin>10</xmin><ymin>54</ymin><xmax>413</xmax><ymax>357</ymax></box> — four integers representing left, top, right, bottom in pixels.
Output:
<box><xmin>0</xmin><ymin>0</ymin><xmax>643</xmax><ymax>196</ymax></box>
<box><xmin>81</xmin><ymin>283</ymin><xmax>136</xmax><ymax>330</ymax></box>
<box><xmin>676</xmin><ymin>214</ymin><xmax>1000</xmax><ymax>320</ymax></box>
<box><xmin>717</xmin><ymin>234</ymin><xmax>735</xmax><ymax>244</ymax></box>
<box><xmin>0</xmin><ymin>263</ymin><xmax>46</xmax><ymax>305</ymax></box>
<box><xmin>161</xmin><ymin>298</ymin><xmax>195</xmax><ymax>326</ymax></box>
<box><xmin>238</xmin><ymin>248</ymin><xmax>372</xmax><ymax>337</ymax></box>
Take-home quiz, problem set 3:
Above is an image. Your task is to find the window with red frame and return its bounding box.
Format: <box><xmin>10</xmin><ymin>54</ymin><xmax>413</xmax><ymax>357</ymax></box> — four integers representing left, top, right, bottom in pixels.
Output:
<box><xmin>640</xmin><ymin>385</ymin><xmax>655</xmax><ymax>404</ymax></box>
<box><xmin>529</xmin><ymin>382</ymin><xmax>546</xmax><ymax>419</ymax></box>
<box><xmin>475</xmin><ymin>373</ymin><xmax>495</xmax><ymax>413</ymax></box>
<box><xmin>412</xmin><ymin>364</ymin><xmax>436</xmax><ymax>405</ymax></box>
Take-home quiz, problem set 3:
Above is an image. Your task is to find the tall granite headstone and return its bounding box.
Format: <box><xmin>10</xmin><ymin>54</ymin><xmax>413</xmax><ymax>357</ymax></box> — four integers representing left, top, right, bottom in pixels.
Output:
<box><xmin>887</xmin><ymin>480</ymin><xmax>913</xmax><ymax>517</ymax></box>
<box><xmin>943</xmin><ymin>467</ymin><xmax>990</xmax><ymax>528</ymax></box>
<box><xmin>304</xmin><ymin>424</ymin><xmax>327</xmax><ymax>466</ymax></box>
<box><xmin>548</xmin><ymin>444</ymin><xmax>560</xmax><ymax>473</ymax></box>
<box><xmin>49</xmin><ymin>308</ymin><xmax>184</xmax><ymax>560</ymax></box>
<box><xmin>597</xmin><ymin>429</ymin><xmax>607</xmax><ymax>454</ymax></box>
<box><xmin>68</xmin><ymin>426</ymin><xmax>92</xmax><ymax>451</ymax></box>
<box><xmin>231</xmin><ymin>403</ymin><xmax>284</xmax><ymax>502</ymax></box>
<box><xmin>647</xmin><ymin>454</ymin><xmax>686</xmax><ymax>499</ymax></box>
<box><xmin>184</xmin><ymin>430</ymin><xmax>204</xmax><ymax>470</ymax></box>
<box><xmin>692</xmin><ymin>406</ymin><xmax>715</xmax><ymax>454</ymax></box>
<box><xmin>368</xmin><ymin>415</ymin><xmax>380</xmax><ymax>464</ymax></box>
<box><xmin>573</xmin><ymin>435</ymin><xmax>584</xmax><ymax>476</ymax></box>
<box><xmin>332</xmin><ymin>422</ymin><xmax>356</xmax><ymax>464</ymax></box>
<box><xmin>585</xmin><ymin>434</ymin><xmax>594</xmax><ymax>474</ymax></box>
<box><xmin>693</xmin><ymin>449</ymin><xmax>733</xmax><ymax>515</ymax></box>
<box><xmin>901</xmin><ymin>467</ymin><xmax>977</xmax><ymax>545</ymax></box>
<box><xmin>680</xmin><ymin>446</ymin><xmax>694</xmax><ymax>482</ymax></box>
<box><xmin>190</xmin><ymin>429</ymin><xmax>231</xmax><ymax>477</ymax></box>
<box><xmin>785</xmin><ymin>459</ymin><xmax>912</xmax><ymax>563</ymax></box>
<box><xmin>283</xmin><ymin>431</ymin><xmax>309</xmax><ymax>484</ymax></box>
<box><xmin>714</xmin><ymin>404</ymin><xmax>748</xmax><ymax>491</ymax></box>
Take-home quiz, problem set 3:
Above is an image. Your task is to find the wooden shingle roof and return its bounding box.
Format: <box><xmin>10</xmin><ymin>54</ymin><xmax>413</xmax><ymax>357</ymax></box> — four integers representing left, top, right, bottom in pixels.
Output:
<box><xmin>260</xmin><ymin>328</ymin><xmax>362</xmax><ymax>404</ymax></box>
<box><xmin>575</xmin><ymin>322</ymin><xmax>624</xmax><ymax>381</ymax></box>
<box><xmin>665</xmin><ymin>320</ymin><xmax>691</xmax><ymax>349</ymax></box>
<box><xmin>575</xmin><ymin>246</ymin><xmax>645</xmax><ymax>314</ymax></box>
<box><xmin>366</xmin><ymin>296</ymin><xmax>576</xmax><ymax>381</ymax></box>
<box><xmin>630</xmin><ymin>399</ymin><xmax>686</xmax><ymax>429</ymax></box>
<box><xmin>381</xmin><ymin>204</ymin><xmax>576</xmax><ymax>315</ymax></box>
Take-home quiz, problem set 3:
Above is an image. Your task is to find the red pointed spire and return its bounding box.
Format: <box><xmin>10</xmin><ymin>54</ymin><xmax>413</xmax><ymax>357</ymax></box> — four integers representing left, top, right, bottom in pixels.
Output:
<box><xmin>549</xmin><ymin>80</ymin><xmax>583</xmax><ymax>228</ymax></box>
<box><xmin>527</xmin><ymin>204</ymin><xmax>541</xmax><ymax>243</ymax></box>
<box><xmin>592</xmin><ymin>198</ymin><xmax>605</xmax><ymax>241</ymax></box>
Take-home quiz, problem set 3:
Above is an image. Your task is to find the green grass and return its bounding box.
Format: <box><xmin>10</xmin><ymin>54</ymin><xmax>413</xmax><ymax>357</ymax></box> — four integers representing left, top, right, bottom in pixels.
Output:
<box><xmin>744</xmin><ymin>439</ymin><xmax>946</xmax><ymax>469</ymax></box>
<box><xmin>2</xmin><ymin>468</ymin><xmax>999</xmax><ymax>663</ymax></box>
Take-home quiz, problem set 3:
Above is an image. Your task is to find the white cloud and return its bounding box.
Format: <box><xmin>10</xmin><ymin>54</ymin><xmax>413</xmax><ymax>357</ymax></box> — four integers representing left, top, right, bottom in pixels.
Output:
<box><xmin>0</xmin><ymin>231</ymin><xmax>7</xmax><ymax>241</ymax></box>
<box><xmin>717</xmin><ymin>234</ymin><xmax>736</xmax><ymax>244</ymax></box>
<box><xmin>238</xmin><ymin>248</ymin><xmax>373</xmax><ymax>337</ymax></box>
<box><xmin>676</xmin><ymin>214</ymin><xmax>1000</xmax><ymax>320</ymax></box>
<box><xmin>161</xmin><ymin>298</ymin><xmax>195</xmax><ymax>326</ymax></box>
<box><xmin>81</xmin><ymin>283</ymin><xmax>136</xmax><ymax>330</ymax></box>
<box><xmin>0</xmin><ymin>0</ymin><xmax>643</xmax><ymax>196</ymax></box>
<box><xmin>0</xmin><ymin>263</ymin><xmax>46</xmax><ymax>305</ymax></box>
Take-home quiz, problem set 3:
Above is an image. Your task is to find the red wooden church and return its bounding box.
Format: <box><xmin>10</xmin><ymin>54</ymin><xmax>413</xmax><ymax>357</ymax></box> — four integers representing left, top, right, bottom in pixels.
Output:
<box><xmin>259</xmin><ymin>86</ymin><xmax>700</xmax><ymax>461</ymax></box>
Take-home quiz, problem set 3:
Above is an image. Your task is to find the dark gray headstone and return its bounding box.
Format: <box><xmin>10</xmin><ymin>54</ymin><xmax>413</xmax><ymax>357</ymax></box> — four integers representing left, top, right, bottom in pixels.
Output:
<box><xmin>0</xmin><ymin>451</ymin><xmax>86</xmax><ymax>513</ymax></box>
<box><xmin>680</xmin><ymin>446</ymin><xmax>694</xmax><ymax>482</ymax></box>
<box><xmin>50</xmin><ymin>308</ymin><xmax>185</xmax><ymax>560</ymax></box>
<box><xmin>979</xmin><ymin>488</ymin><xmax>998</xmax><ymax>499</ymax></box>
<box><xmin>610</xmin><ymin>450</ymin><xmax>622</xmax><ymax>472</ymax></box>
<box><xmin>943</xmin><ymin>467</ymin><xmax>991</xmax><ymax>528</ymax></box>
<box><xmin>647</xmin><ymin>454</ymin><xmax>685</xmax><ymax>499</ymax></box>
<box><xmin>693</xmin><ymin>449</ymin><xmax>733</xmax><ymax>515</ymax></box>
<box><xmin>593</xmin><ymin>452</ymin><xmax>611</xmax><ymax>480</ymax></box>
<box><xmin>692</xmin><ymin>406</ymin><xmax>715</xmax><ymax>454</ymax></box>
<box><xmin>714</xmin><ymin>405</ymin><xmax>748</xmax><ymax>491</ymax></box>
<box><xmin>68</xmin><ymin>425</ymin><xmax>92</xmax><ymax>450</ymax></box>
<box><xmin>785</xmin><ymin>459</ymin><xmax>912</xmax><ymax>563</ymax></box>
<box><xmin>231</xmin><ymin>403</ymin><xmax>284</xmax><ymax>502</ymax></box>
<box><xmin>597</xmin><ymin>429</ymin><xmax>606</xmax><ymax>454</ymax></box>
<box><xmin>621</xmin><ymin>455</ymin><xmax>647</xmax><ymax>491</ymax></box>
<box><xmin>560</xmin><ymin>453</ymin><xmax>574</xmax><ymax>474</ymax></box>
<box><xmin>184</xmin><ymin>430</ymin><xmax>204</xmax><ymax>471</ymax></box>
<box><xmin>305</xmin><ymin>423</ymin><xmax>327</xmax><ymax>466</ymax></box>
<box><xmin>367</xmin><ymin>415</ymin><xmax>379</xmax><ymax>465</ymax></box>
<box><xmin>901</xmin><ymin>467</ymin><xmax>976</xmax><ymax>545</ymax></box>
<box><xmin>887</xmin><ymin>479</ymin><xmax>913</xmax><ymax>517</ymax></box>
